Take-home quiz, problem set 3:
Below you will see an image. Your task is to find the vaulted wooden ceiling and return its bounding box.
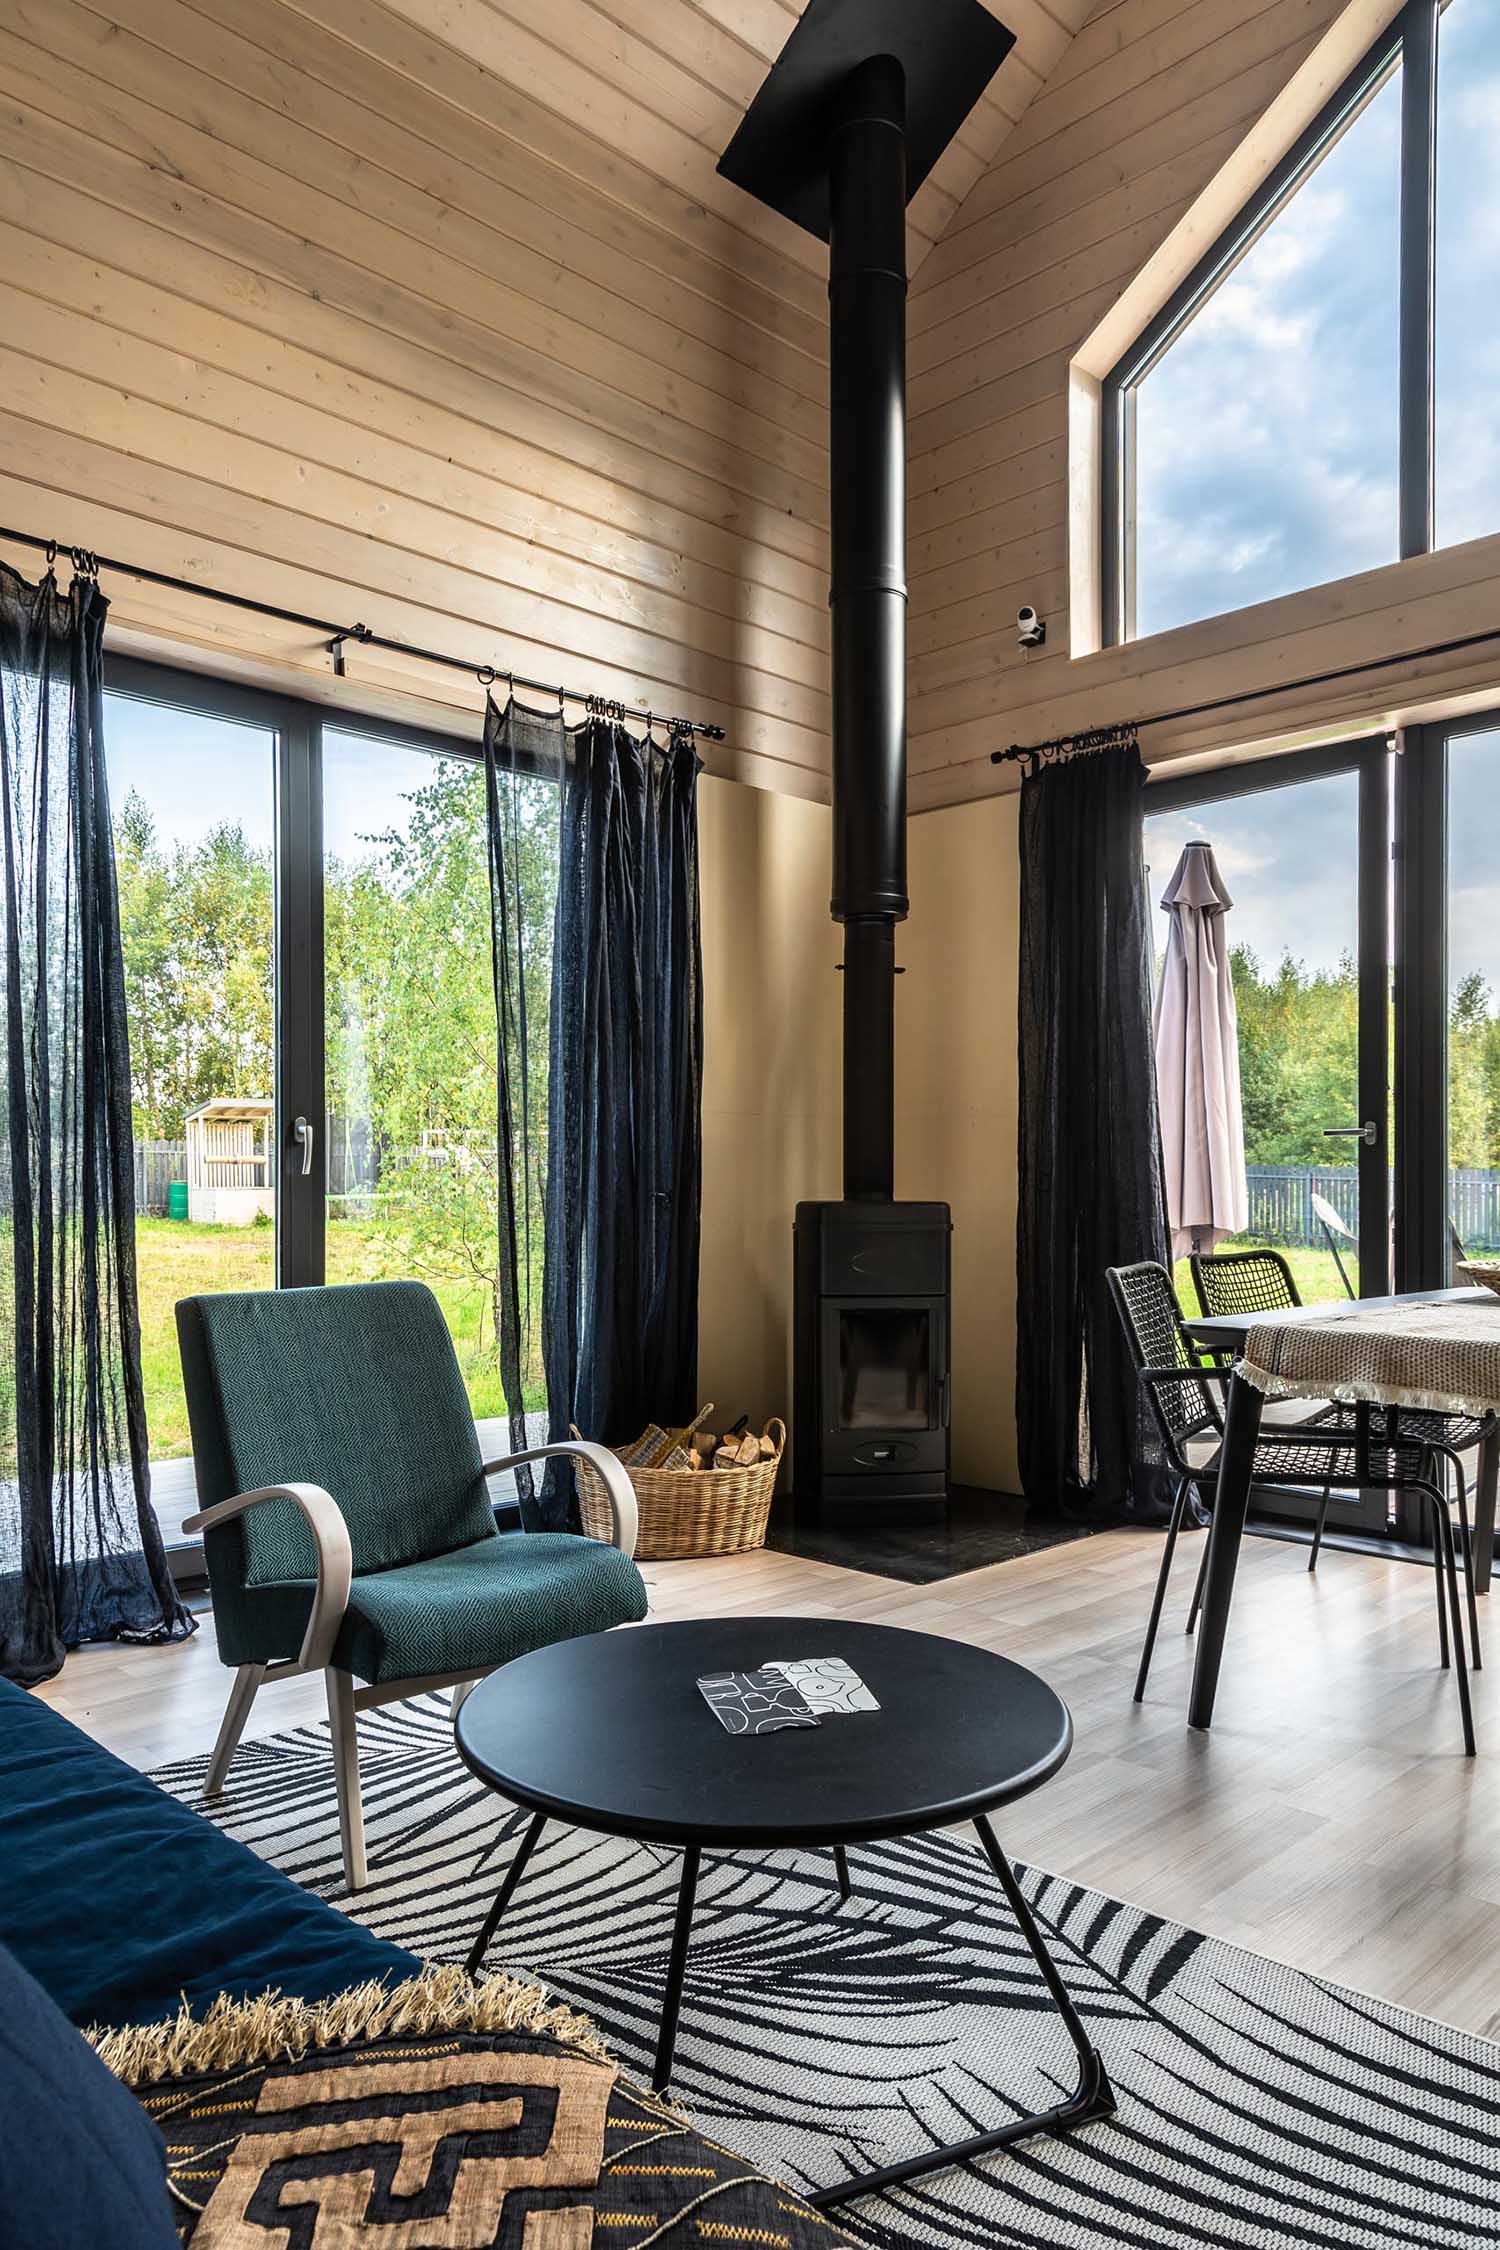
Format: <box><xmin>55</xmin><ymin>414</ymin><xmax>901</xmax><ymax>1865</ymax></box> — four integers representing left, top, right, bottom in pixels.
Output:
<box><xmin>0</xmin><ymin>0</ymin><xmax>1093</xmax><ymax>794</ymax></box>
<box><xmin>370</xmin><ymin>0</ymin><xmax>1094</xmax><ymax>280</ymax></box>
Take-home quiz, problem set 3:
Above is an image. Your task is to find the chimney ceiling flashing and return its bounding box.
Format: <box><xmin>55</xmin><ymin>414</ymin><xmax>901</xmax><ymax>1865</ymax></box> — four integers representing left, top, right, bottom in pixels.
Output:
<box><xmin>715</xmin><ymin>0</ymin><xmax>1015</xmax><ymax>242</ymax></box>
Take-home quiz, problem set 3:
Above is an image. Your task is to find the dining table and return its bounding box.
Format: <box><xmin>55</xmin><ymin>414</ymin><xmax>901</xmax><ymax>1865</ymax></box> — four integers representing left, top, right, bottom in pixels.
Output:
<box><xmin>1179</xmin><ymin>1285</ymin><xmax>1500</xmax><ymax>1731</ymax></box>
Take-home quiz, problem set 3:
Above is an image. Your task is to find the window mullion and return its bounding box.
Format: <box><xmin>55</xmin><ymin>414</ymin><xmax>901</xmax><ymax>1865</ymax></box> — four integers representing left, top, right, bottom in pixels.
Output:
<box><xmin>1398</xmin><ymin>0</ymin><xmax>1439</xmax><ymax>559</ymax></box>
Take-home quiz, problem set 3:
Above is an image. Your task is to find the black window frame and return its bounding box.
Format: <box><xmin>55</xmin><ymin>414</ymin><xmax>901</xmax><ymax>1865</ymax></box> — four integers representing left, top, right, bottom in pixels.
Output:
<box><xmin>102</xmin><ymin>652</ymin><xmax>508</xmax><ymax>1291</ymax></box>
<box><xmin>1101</xmin><ymin>0</ymin><xmax>1442</xmax><ymax>646</ymax></box>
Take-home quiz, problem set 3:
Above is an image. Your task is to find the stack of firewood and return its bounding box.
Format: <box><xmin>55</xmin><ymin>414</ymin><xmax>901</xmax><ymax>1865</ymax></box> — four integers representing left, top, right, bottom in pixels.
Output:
<box><xmin>618</xmin><ymin>1404</ymin><xmax>779</xmax><ymax>1474</ymax></box>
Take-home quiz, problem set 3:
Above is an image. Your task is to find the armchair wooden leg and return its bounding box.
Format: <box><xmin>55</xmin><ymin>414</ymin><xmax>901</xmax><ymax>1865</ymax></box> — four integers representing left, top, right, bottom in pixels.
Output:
<box><xmin>326</xmin><ymin>1668</ymin><xmax>368</xmax><ymax>1892</ymax></box>
<box><xmin>205</xmin><ymin>1664</ymin><xmax>266</xmax><ymax>1797</ymax></box>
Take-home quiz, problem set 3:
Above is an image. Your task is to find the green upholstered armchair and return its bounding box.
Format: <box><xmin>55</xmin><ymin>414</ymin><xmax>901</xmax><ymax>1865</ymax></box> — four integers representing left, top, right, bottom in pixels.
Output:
<box><xmin>176</xmin><ymin>1281</ymin><xmax>647</xmax><ymax>1890</ymax></box>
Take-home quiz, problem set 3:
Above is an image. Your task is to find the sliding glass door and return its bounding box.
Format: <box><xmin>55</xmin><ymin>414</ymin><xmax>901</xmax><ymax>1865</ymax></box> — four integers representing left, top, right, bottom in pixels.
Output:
<box><xmin>103</xmin><ymin>658</ymin><xmax>528</xmax><ymax>1546</ymax></box>
<box><xmin>321</xmin><ymin>723</ymin><xmax>549</xmax><ymax>1456</ymax></box>
<box><xmin>1146</xmin><ymin>742</ymin><xmax>1392</xmax><ymax>1532</ymax></box>
<box><xmin>1146</xmin><ymin>743</ymin><xmax>1391</xmax><ymax>1292</ymax></box>
<box><xmin>1398</xmin><ymin>712</ymin><xmax>1500</xmax><ymax>1289</ymax></box>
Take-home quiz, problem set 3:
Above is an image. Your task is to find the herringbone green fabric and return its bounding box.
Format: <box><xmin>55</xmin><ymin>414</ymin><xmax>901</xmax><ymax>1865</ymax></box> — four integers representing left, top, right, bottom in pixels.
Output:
<box><xmin>176</xmin><ymin>1281</ymin><xmax>647</xmax><ymax>1677</ymax></box>
<box><xmin>179</xmin><ymin>1283</ymin><xmax>495</xmax><ymax>1587</ymax></box>
<box><xmin>332</xmin><ymin>1533</ymin><xmax>648</xmax><ymax>1684</ymax></box>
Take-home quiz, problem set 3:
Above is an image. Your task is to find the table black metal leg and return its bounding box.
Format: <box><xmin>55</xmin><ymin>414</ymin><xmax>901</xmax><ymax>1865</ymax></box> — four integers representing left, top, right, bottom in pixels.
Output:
<box><xmin>808</xmin><ymin>1817</ymin><xmax>1114</xmax><ymax>2211</ymax></box>
<box><xmin>1188</xmin><ymin>1373</ymin><xmax>1263</xmax><ymax>1729</ymax></box>
<box><xmin>1185</xmin><ymin>1523</ymin><xmax>1210</xmax><ymax>1637</ymax></box>
<box><xmin>1473</xmin><ymin>1421</ymin><xmax>1497</xmax><ymax>1598</ymax></box>
<box><xmin>833</xmin><ymin>1845</ymin><xmax>852</xmax><ymax>1903</ymax></box>
<box><xmin>1308</xmin><ymin>1484</ymin><xmax>1332</xmax><ymax>1572</ymax></box>
<box><xmin>1455</xmin><ymin>1476</ymin><xmax>1482</xmax><ymax>1669</ymax></box>
<box><xmin>1425</xmin><ymin>1491</ymin><xmax>1476</xmax><ymax>1756</ymax></box>
<box><xmin>653</xmin><ymin>1844</ymin><xmax>701</xmax><ymax>2093</ymax></box>
<box><xmin>465</xmin><ymin>1811</ymin><xmax>546</xmax><ymax>1977</ymax></box>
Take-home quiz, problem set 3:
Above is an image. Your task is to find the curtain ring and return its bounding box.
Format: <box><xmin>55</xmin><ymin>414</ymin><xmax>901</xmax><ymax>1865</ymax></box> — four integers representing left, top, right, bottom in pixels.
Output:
<box><xmin>558</xmin><ymin>685</ymin><xmax>568</xmax><ymax>719</ymax></box>
<box><xmin>44</xmin><ymin>538</ymin><xmax>57</xmax><ymax>569</ymax></box>
<box><xmin>476</xmin><ymin>664</ymin><xmax>497</xmax><ymax>688</ymax></box>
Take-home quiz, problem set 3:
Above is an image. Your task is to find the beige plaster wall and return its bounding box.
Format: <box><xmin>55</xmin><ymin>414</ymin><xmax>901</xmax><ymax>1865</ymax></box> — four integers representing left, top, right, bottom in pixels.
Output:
<box><xmin>696</xmin><ymin>776</ymin><xmax>843</xmax><ymax>1443</ymax></box>
<box><xmin>898</xmin><ymin>796</ymin><xmax>1022</xmax><ymax>1492</ymax></box>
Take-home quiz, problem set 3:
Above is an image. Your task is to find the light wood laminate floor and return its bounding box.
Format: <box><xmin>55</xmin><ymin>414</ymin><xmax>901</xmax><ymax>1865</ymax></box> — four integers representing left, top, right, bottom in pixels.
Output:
<box><xmin>36</xmin><ymin>1528</ymin><xmax>1500</xmax><ymax>2038</ymax></box>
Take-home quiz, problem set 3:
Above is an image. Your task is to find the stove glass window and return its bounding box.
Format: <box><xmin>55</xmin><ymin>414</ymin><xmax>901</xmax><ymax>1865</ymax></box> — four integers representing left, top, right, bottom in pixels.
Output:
<box><xmin>837</xmin><ymin>1308</ymin><xmax>932</xmax><ymax>1429</ymax></box>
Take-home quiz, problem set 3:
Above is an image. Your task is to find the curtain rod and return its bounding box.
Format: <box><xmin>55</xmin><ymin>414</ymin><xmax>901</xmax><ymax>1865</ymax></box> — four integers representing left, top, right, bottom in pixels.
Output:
<box><xmin>990</xmin><ymin>619</ymin><xmax>1500</xmax><ymax>769</ymax></box>
<box><xmin>0</xmin><ymin>524</ymin><xmax>728</xmax><ymax>743</ymax></box>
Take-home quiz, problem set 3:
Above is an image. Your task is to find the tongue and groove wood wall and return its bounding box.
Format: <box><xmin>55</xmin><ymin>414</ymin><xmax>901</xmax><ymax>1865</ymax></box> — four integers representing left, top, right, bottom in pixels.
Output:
<box><xmin>906</xmin><ymin>0</ymin><xmax>1500</xmax><ymax>812</ymax></box>
<box><xmin>0</xmin><ymin>0</ymin><xmax>1077</xmax><ymax>798</ymax></box>
<box><xmin>0</xmin><ymin>0</ymin><xmax>829</xmax><ymax>792</ymax></box>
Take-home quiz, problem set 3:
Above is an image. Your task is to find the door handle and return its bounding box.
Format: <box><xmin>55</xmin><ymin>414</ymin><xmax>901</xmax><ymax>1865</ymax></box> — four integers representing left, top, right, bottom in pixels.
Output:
<box><xmin>293</xmin><ymin>1115</ymin><xmax>315</xmax><ymax>1177</ymax></box>
<box><xmin>1322</xmin><ymin>1122</ymin><xmax>1377</xmax><ymax>1146</ymax></box>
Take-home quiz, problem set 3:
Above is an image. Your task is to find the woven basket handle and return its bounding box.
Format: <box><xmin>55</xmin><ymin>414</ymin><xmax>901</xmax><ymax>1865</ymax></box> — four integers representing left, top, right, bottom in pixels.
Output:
<box><xmin>763</xmin><ymin>1417</ymin><xmax>787</xmax><ymax>1460</ymax></box>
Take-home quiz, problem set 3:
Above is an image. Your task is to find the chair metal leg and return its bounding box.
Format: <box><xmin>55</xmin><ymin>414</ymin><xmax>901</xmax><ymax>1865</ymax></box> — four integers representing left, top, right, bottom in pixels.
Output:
<box><xmin>450</xmin><ymin>1678</ymin><xmax>477</xmax><ymax>1717</ymax></box>
<box><xmin>326</xmin><ymin>1667</ymin><xmax>368</xmax><ymax>1892</ymax></box>
<box><xmin>204</xmin><ymin>1663</ymin><xmax>265</xmax><ymax>1796</ymax></box>
<box><xmin>653</xmin><ymin>1845</ymin><xmax>701</xmax><ymax>2094</ymax></box>
<box><xmin>1308</xmin><ymin>1487</ymin><xmax>1332</xmax><ymax>1573</ymax></box>
<box><xmin>808</xmin><ymin>1817</ymin><xmax>1115</xmax><ymax>2212</ymax></box>
<box><xmin>1424</xmin><ymin>1492</ymin><xmax>1475</xmax><ymax>1757</ymax></box>
<box><xmin>1186</xmin><ymin>1531</ymin><xmax>1210</xmax><ymax>1638</ymax></box>
<box><xmin>1135</xmin><ymin>1476</ymin><xmax>1190</xmax><ymax>1702</ymax></box>
<box><xmin>465</xmin><ymin>1811</ymin><xmax>547</xmax><ymax>1977</ymax></box>
<box><xmin>832</xmin><ymin>1845</ymin><xmax>852</xmax><ymax>1903</ymax></box>
<box><xmin>1454</xmin><ymin>1476</ymin><xmax>1482</xmax><ymax>1672</ymax></box>
<box><xmin>1433</xmin><ymin>1509</ymin><xmax>1452</xmax><ymax>1671</ymax></box>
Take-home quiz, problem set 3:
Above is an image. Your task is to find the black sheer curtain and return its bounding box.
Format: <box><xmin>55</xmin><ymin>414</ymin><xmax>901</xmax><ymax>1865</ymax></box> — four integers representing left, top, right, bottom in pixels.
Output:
<box><xmin>486</xmin><ymin>699</ymin><xmax>703</xmax><ymax>1529</ymax></box>
<box><xmin>0</xmin><ymin>559</ymin><xmax>192</xmax><ymax>1683</ymax></box>
<box><xmin>484</xmin><ymin>696</ymin><xmax>560</xmax><ymax>1524</ymax></box>
<box><xmin>1016</xmin><ymin>738</ymin><xmax>1169</xmax><ymax>1519</ymax></box>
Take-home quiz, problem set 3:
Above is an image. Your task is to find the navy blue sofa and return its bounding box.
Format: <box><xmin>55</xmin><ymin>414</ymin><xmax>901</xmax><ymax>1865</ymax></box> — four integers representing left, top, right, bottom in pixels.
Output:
<box><xmin>0</xmin><ymin>1676</ymin><xmax>413</xmax><ymax>2029</ymax></box>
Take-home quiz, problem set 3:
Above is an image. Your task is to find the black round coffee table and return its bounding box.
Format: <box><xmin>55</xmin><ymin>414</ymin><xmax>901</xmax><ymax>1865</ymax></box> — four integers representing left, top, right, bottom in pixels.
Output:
<box><xmin>455</xmin><ymin>1616</ymin><xmax>1114</xmax><ymax>2210</ymax></box>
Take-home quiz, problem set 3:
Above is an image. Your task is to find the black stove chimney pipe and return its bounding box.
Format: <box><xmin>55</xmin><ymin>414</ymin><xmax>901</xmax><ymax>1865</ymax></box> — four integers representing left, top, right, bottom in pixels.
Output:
<box><xmin>829</xmin><ymin>53</ymin><xmax>907</xmax><ymax>1203</ymax></box>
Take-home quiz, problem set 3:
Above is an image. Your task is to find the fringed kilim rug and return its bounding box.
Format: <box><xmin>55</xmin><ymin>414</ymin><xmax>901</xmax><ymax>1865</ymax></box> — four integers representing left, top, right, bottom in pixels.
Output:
<box><xmin>154</xmin><ymin>1696</ymin><xmax>1496</xmax><ymax>2249</ymax></box>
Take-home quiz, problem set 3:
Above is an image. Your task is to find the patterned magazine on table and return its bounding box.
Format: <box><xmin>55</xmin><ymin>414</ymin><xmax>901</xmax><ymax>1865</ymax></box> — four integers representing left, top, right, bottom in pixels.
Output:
<box><xmin>763</xmin><ymin>1656</ymin><xmax>880</xmax><ymax>1713</ymax></box>
<box><xmin>696</xmin><ymin>1669</ymin><xmax>819</xmax><ymax>1734</ymax></box>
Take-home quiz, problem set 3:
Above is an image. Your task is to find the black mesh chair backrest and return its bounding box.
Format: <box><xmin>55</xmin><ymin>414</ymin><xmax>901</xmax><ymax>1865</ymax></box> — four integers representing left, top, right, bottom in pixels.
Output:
<box><xmin>1190</xmin><ymin>1248</ymin><xmax>1301</xmax><ymax>1319</ymax></box>
<box><xmin>1106</xmin><ymin>1261</ymin><xmax>1220</xmax><ymax>1458</ymax></box>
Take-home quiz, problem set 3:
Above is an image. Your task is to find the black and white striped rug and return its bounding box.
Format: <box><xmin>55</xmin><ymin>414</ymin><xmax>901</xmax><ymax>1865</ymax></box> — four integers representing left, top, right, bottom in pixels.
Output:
<box><xmin>155</xmin><ymin>1696</ymin><xmax>1494</xmax><ymax>2248</ymax></box>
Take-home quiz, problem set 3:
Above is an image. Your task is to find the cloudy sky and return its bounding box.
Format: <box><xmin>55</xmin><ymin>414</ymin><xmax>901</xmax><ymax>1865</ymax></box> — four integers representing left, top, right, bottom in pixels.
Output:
<box><xmin>1146</xmin><ymin>719</ymin><xmax>1500</xmax><ymax>1007</ymax></box>
<box><xmin>1145</xmin><ymin>777</ymin><xmax>1360</xmax><ymax>981</ymax></box>
<box><xmin>1134</xmin><ymin>0</ymin><xmax>1500</xmax><ymax>637</ymax></box>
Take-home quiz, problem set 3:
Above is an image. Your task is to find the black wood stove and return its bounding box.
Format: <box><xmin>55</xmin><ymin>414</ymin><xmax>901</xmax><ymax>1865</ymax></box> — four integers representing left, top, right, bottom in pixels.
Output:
<box><xmin>720</xmin><ymin>0</ymin><xmax>1012</xmax><ymax>1521</ymax></box>
<box><xmin>793</xmin><ymin>1200</ymin><xmax>951</xmax><ymax>1515</ymax></box>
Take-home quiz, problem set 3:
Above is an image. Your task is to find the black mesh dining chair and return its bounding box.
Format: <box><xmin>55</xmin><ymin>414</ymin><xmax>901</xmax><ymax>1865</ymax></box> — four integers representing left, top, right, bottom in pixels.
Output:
<box><xmin>1191</xmin><ymin>1250</ymin><xmax>1339</xmax><ymax>1568</ymax></box>
<box><xmin>1107</xmin><ymin>1261</ymin><xmax>1476</xmax><ymax>1753</ymax></box>
<box><xmin>1193</xmin><ymin>1247</ymin><xmax>1488</xmax><ymax>1629</ymax></box>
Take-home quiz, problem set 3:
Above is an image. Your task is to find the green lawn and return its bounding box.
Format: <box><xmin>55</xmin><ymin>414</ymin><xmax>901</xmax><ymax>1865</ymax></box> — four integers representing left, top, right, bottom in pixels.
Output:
<box><xmin>1171</xmin><ymin>1242</ymin><xmax>1358</xmax><ymax>1319</ymax></box>
<box><xmin>130</xmin><ymin>1222</ymin><xmax>1361</xmax><ymax>1463</ymax></box>
<box><xmin>135</xmin><ymin>1215</ymin><xmax>515</xmax><ymax>1457</ymax></box>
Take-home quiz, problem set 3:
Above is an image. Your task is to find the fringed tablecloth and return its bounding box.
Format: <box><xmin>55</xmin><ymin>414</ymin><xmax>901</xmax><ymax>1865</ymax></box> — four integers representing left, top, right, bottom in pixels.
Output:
<box><xmin>1239</xmin><ymin>1292</ymin><xmax>1500</xmax><ymax>1418</ymax></box>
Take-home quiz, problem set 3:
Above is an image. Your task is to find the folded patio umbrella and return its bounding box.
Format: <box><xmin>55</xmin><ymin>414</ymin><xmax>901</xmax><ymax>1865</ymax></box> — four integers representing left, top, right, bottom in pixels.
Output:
<box><xmin>1153</xmin><ymin>840</ymin><xmax>1249</xmax><ymax>1259</ymax></box>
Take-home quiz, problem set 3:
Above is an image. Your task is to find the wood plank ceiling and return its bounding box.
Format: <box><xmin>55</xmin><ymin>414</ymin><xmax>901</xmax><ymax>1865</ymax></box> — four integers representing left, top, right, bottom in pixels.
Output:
<box><xmin>0</xmin><ymin>0</ymin><xmax>1090</xmax><ymax>793</ymax></box>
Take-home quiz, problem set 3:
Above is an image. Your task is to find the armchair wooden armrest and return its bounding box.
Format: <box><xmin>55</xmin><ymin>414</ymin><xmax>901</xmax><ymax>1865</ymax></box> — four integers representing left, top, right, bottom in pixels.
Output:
<box><xmin>479</xmin><ymin>1441</ymin><xmax>640</xmax><ymax>1560</ymax></box>
<box><xmin>183</xmin><ymin>1483</ymin><xmax>355</xmax><ymax>1672</ymax></box>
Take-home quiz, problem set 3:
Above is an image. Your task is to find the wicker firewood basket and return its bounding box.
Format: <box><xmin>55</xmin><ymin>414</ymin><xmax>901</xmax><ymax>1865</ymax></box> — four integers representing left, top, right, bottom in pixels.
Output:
<box><xmin>571</xmin><ymin>1419</ymin><xmax>785</xmax><ymax>1561</ymax></box>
